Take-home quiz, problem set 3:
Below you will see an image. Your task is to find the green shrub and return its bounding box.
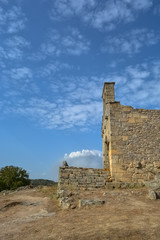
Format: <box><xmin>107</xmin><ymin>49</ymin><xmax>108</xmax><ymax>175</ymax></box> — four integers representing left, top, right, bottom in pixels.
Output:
<box><xmin>0</xmin><ymin>166</ymin><xmax>30</xmax><ymax>191</ymax></box>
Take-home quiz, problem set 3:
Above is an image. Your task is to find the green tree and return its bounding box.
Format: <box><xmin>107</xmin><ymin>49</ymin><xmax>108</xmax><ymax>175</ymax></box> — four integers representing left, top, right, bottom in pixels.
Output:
<box><xmin>0</xmin><ymin>166</ymin><xmax>30</xmax><ymax>191</ymax></box>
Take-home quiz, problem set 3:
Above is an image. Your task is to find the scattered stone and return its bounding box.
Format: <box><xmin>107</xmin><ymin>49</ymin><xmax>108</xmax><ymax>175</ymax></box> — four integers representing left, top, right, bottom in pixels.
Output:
<box><xmin>29</xmin><ymin>210</ymin><xmax>56</xmax><ymax>219</ymax></box>
<box><xmin>79</xmin><ymin>199</ymin><xmax>105</xmax><ymax>208</ymax></box>
<box><xmin>148</xmin><ymin>190</ymin><xmax>157</xmax><ymax>200</ymax></box>
<box><xmin>155</xmin><ymin>173</ymin><xmax>160</xmax><ymax>182</ymax></box>
<box><xmin>70</xmin><ymin>204</ymin><xmax>76</xmax><ymax>209</ymax></box>
<box><xmin>154</xmin><ymin>188</ymin><xmax>160</xmax><ymax>199</ymax></box>
<box><xmin>145</xmin><ymin>181</ymin><xmax>160</xmax><ymax>189</ymax></box>
<box><xmin>59</xmin><ymin>197</ymin><xmax>74</xmax><ymax>209</ymax></box>
<box><xmin>57</xmin><ymin>190</ymin><xmax>72</xmax><ymax>198</ymax></box>
<box><xmin>62</xmin><ymin>161</ymin><xmax>68</xmax><ymax>167</ymax></box>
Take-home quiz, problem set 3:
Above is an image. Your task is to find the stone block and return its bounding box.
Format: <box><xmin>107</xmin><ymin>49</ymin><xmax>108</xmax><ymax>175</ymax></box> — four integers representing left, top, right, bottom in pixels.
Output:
<box><xmin>128</xmin><ymin>118</ymin><xmax>136</xmax><ymax>123</ymax></box>
<box><xmin>148</xmin><ymin>190</ymin><xmax>157</xmax><ymax>200</ymax></box>
<box><xmin>79</xmin><ymin>199</ymin><xmax>105</xmax><ymax>208</ymax></box>
<box><xmin>122</xmin><ymin>136</ymin><xmax>128</xmax><ymax>141</ymax></box>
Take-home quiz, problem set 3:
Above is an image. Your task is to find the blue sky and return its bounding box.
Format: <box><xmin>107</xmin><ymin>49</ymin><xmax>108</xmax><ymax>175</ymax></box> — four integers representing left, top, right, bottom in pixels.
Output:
<box><xmin>0</xmin><ymin>0</ymin><xmax>160</xmax><ymax>181</ymax></box>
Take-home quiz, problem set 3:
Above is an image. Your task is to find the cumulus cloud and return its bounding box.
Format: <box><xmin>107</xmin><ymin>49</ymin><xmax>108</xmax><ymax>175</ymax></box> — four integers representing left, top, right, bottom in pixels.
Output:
<box><xmin>51</xmin><ymin>0</ymin><xmax>153</xmax><ymax>30</ymax></box>
<box><xmin>64</xmin><ymin>149</ymin><xmax>102</xmax><ymax>168</ymax></box>
<box><xmin>52</xmin><ymin>149</ymin><xmax>102</xmax><ymax>181</ymax></box>
<box><xmin>102</xmin><ymin>28</ymin><xmax>159</xmax><ymax>55</ymax></box>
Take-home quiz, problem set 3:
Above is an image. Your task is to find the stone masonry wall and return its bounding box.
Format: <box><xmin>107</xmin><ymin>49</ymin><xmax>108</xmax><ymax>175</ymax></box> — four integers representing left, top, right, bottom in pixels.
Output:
<box><xmin>58</xmin><ymin>166</ymin><xmax>110</xmax><ymax>190</ymax></box>
<box><xmin>109</xmin><ymin>103</ymin><xmax>160</xmax><ymax>182</ymax></box>
<box><xmin>102</xmin><ymin>82</ymin><xmax>160</xmax><ymax>183</ymax></box>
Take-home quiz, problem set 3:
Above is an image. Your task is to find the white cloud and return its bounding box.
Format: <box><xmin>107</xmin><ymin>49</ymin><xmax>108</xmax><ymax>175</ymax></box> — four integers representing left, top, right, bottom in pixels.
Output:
<box><xmin>105</xmin><ymin>61</ymin><xmax>160</xmax><ymax>109</ymax></box>
<box><xmin>51</xmin><ymin>0</ymin><xmax>95</xmax><ymax>19</ymax></box>
<box><xmin>1</xmin><ymin>67</ymin><xmax>34</xmax><ymax>95</ymax></box>
<box><xmin>65</xmin><ymin>149</ymin><xmax>102</xmax><ymax>158</ymax></box>
<box><xmin>0</xmin><ymin>36</ymin><xmax>30</xmax><ymax>62</ymax></box>
<box><xmin>0</xmin><ymin>6</ymin><xmax>26</xmax><ymax>34</ymax></box>
<box><xmin>52</xmin><ymin>149</ymin><xmax>102</xmax><ymax>181</ymax></box>
<box><xmin>38</xmin><ymin>61</ymin><xmax>72</xmax><ymax>78</ymax></box>
<box><xmin>1</xmin><ymin>59</ymin><xmax>160</xmax><ymax>130</ymax></box>
<box><xmin>41</xmin><ymin>29</ymin><xmax>90</xmax><ymax>57</ymax></box>
<box><xmin>126</xmin><ymin>0</ymin><xmax>153</xmax><ymax>10</ymax></box>
<box><xmin>2</xmin><ymin>75</ymin><xmax>105</xmax><ymax>129</ymax></box>
<box><xmin>152</xmin><ymin>60</ymin><xmax>160</xmax><ymax>79</ymax></box>
<box><xmin>6</xmin><ymin>67</ymin><xmax>32</xmax><ymax>80</ymax></box>
<box><xmin>5</xmin><ymin>36</ymin><xmax>30</xmax><ymax>48</ymax></box>
<box><xmin>0</xmin><ymin>46</ymin><xmax>22</xmax><ymax>60</ymax></box>
<box><xmin>10</xmin><ymin>99</ymin><xmax>102</xmax><ymax>130</ymax></box>
<box><xmin>126</xmin><ymin>65</ymin><xmax>150</xmax><ymax>78</ymax></box>
<box><xmin>64</xmin><ymin>149</ymin><xmax>102</xmax><ymax>168</ymax></box>
<box><xmin>102</xmin><ymin>28</ymin><xmax>159</xmax><ymax>55</ymax></box>
<box><xmin>51</xmin><ymin>0</ymin><xmax>153</xmax><ymax>30</ymax></box>
<box><xmin>0</xmin><ymin>4</ymin><xmax>28</xmax><ymax>69</ymax></box>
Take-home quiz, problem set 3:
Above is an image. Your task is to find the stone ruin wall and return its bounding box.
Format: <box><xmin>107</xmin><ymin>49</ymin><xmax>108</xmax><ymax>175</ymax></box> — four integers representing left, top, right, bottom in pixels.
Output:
<box><xmin>102</xmin><ymin>83</ymin><xmax>160</xmax><ymax>183</ymax></box>
<box><xmin>58</xmin><ymin>166</ymin><xmax>110</xmax><ymax>190</ymax></box>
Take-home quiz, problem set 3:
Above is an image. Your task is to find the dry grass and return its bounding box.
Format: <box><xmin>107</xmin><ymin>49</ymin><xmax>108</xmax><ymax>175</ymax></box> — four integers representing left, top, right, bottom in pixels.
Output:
<box><xmin>0</xmin><ymin>186</ymin><xmax>160</xmax><ymax>240</ymax></box>
<box><xmin>38</xmin><ymin>183</ymin><xmax>58</xmax><ymax>200</ymax></box>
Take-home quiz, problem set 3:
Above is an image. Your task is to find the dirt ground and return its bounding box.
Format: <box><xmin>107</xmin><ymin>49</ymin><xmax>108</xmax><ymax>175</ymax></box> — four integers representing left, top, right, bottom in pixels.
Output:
<box><xmin>0</xmin><ymin>185</ymin><xmax>160</xmax><ymax>240</ymax></box>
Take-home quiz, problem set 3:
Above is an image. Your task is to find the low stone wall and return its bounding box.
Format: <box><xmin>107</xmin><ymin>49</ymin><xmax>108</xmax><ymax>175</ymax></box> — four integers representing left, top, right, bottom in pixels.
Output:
<box><xmin>58</xmin><ymin>166</ymin><xmax>110</xmax><ymax>190</ymax></box>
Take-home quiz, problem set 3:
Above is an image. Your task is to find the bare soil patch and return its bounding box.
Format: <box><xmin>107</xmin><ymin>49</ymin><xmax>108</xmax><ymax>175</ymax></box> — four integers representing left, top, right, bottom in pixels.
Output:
<box><xmin>0</xmin><ymin>185</ymin><xmax>160</xmax><ymax>240</ymax></box>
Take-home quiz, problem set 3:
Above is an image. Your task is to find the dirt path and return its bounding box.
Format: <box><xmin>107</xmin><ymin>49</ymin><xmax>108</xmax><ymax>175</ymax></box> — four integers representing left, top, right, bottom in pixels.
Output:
<box><xmin>0</xmin><ymin>186</ymin><xmax>160</xmax><ymax>240</ymax></box>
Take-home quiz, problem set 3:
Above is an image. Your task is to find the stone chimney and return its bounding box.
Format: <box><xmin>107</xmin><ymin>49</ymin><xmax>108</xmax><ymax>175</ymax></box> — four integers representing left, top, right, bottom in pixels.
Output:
<box><xmin>102</xmin><ymin>82</ymin><xmax>115</xmax><ymax>103</ymax></box>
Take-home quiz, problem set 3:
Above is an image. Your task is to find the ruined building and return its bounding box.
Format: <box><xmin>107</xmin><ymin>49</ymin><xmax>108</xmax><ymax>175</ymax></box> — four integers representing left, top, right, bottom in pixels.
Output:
<box><xmin>58</xmin><ymin>83</ymin><xmax>160</xmax><ymax>190</ymax></box>
<box><xmin>102</xmin><ymin>82</ymin><xmax>160</xmax><ymax>183</ymax></box>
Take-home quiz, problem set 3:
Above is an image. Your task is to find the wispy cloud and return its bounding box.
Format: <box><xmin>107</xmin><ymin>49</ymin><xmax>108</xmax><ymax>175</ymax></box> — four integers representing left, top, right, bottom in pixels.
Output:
<box><xmin>106</xmin><ymin>60</ymin><xmax>160</xmax><ymax>109</ymax></box>
<box><xmin>0</xmin><ymin>6</ymin><xmax>26</xmax><ymax>34</ymax></box>
<box><xmin>1</xmin><ymin>67</ymin><xmax>34</xmax><ymax>93</ymax></box>
<box><xmin>1</xmin><ymin>56</ymin><xmax>160</xmax><ymax>130</ymax></box>
<box><xmin>5</xmin><ymin>36</ymin><xmax>30</xmax><ymax>48</ymax></box>
<box><xmin>41</xmin><ymin>28</ymin><xmax>90</xmax><ymax>57</ymax></box>
<box><xmin>38</xmin><ymin>61</ymin><xmax>72</xmax><ymax>78</ymax></box>
<box><xmin>51</xmin><ymin>0</ymin><xmax>153</xmax><ymax>30</ymax></box>
<box><xmin>0</xmin><ymin>36</ymin><xmax>30</xmax><ymax>62</ymax></box>
<box><xmin>2</xmin><ymin>58</ymin><xmax>160</xmax><ymax>130</ymax></box>
<box><xmin>8</xmin><ymin>98</ymin><xmax>102</xmax><ymax>130</ymax></box>
<box><xmin>0</xmin><ymin>3</ymin><xmax>29</xmax><ymax>64</ymax></box>
<box><xmin>2</xmin><ymin>75</ymin><xmax>105</xmax><ymax>129</ymax></box>
<box><xmin>7</xmin><ymin>67</ymin><xmax>32</xmax><ymax>80</ymax></box>
<box><xmin>102</xmin><ymin>28</ymin><xmax>159</xmax><ymax>55</ymax></box>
